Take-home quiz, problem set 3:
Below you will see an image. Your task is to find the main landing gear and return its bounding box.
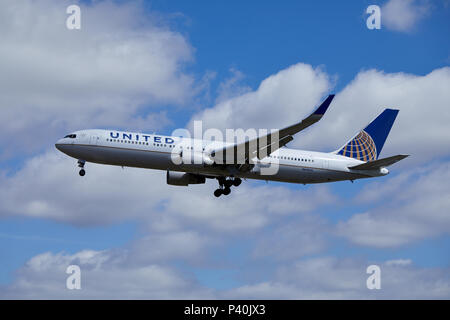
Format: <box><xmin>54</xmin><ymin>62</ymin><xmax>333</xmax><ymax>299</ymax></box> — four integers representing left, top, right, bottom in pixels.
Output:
<box><xmin>78</xmin><ymin>160</ymin><xmax>86</xmax><ymax>176</ymax></box>
<box><xmin>214</xmin><ymin>177</ymin><xmax>242</xmax><ymax>197</ymax></box>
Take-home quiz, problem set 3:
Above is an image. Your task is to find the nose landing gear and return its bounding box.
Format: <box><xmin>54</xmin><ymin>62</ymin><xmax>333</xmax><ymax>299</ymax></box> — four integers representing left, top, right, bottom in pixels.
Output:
<box><xmin>78</xmin><ymin>160</ymin><xmax>86</xmax><ymax>176</ymax></box>
<box><xmin>214</xmin><ymin>177</ymin><xmax>242</xmax><ymax>197</ymax></box>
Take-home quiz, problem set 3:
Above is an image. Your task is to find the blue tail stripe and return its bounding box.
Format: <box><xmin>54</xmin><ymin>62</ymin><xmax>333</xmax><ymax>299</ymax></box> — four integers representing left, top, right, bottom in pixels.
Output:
<box><xmin>363</xmin><ymin>109</ymin><xmax>399</xmax><ymax>157</ymax></box>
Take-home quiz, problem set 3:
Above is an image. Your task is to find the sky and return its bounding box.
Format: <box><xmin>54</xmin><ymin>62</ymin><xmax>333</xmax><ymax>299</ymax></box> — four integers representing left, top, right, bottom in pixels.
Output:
<box><xmin>0</xmin><ymin>0</ymin><xmax>449</xmax><ymax>299</ymax></box>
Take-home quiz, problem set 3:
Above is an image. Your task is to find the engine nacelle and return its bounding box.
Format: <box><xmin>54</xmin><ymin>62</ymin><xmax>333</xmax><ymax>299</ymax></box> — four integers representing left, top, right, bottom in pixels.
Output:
<box><xmin>166</xmin><ymin>171</ymin><xmax>206</xmax><ymax>186</ymax></box>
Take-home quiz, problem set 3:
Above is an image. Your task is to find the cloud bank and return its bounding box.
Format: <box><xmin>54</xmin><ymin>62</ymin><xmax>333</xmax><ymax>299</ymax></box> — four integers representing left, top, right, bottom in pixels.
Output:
<box><xmin>381</xmin><ymin>0</ymin><xmax>430</xmax><ymax>32</ymax></box>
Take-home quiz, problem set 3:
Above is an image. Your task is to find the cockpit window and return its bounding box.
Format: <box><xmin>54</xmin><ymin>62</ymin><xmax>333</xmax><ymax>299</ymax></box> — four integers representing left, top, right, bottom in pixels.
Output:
<box><xmin>64</xmin><ymin>134</ymin><xmax>77</xmax><ymax>139</ymax></box>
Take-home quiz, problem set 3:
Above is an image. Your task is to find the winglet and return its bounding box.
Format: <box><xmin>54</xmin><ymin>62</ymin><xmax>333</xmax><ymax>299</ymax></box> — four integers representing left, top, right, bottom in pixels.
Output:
<box><xmin>313</xmin><ymin>94</ymin><xmax>335</xmax><ymax>115</ymax></box>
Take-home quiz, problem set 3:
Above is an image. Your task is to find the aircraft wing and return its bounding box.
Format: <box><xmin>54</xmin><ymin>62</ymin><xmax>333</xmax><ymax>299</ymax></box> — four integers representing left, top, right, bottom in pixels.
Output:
<box><xmin>349</xmin><ymin>154</ymin><xmax>409</xmax><ymax>170</ymax></box>
<box><xmin>211</xmin><ymin>94</ymin><xmax>335</xmax><ymax>164</ymax></box>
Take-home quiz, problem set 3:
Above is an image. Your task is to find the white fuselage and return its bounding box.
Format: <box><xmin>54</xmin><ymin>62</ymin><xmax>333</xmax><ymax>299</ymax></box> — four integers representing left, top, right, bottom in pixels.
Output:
<box><xmin>55</xmin><ymin>129</ymin><xmax>388</xmax><ymax>184</ymax></box>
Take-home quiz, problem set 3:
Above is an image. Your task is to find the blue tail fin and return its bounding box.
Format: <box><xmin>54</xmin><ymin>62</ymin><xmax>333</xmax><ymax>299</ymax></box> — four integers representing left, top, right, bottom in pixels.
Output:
<box><xmin>335</xmin><ymin>109</ymin><xmax>399</xmax><ymax>161</ymax></box>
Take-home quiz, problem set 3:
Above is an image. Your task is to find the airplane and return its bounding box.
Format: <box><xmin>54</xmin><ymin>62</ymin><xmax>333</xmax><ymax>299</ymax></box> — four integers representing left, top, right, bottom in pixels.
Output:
<box><xmin>55</xmin><ymin>94</ymin><xmax>408</xmax><ymax>197</ymax></box>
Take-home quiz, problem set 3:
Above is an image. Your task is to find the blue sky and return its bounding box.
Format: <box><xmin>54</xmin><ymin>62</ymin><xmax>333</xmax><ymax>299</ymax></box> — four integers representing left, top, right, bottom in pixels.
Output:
<box><xmin>145</xmin><ymin>0</ymin><xmax>448</xmax><ymax>92</ymax></box>
<box><xmin>0</xmin><ymin>0</ymin><xmax>449</xmax><ymax>298</ymax></box>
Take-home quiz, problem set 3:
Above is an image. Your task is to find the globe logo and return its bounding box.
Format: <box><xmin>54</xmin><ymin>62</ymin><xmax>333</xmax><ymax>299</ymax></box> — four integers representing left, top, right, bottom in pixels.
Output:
<box><xmin>338</xmin><ymin>130</ymin><xmax>377</xmax><ymax>161</ymax></box>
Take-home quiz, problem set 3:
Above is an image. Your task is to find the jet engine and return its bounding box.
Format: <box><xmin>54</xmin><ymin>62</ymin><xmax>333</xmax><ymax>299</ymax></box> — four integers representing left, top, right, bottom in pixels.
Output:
<box><xmin>166</xmin><ymin>171</ymin><xmax>206</xmax><ymax>186</ymax></box>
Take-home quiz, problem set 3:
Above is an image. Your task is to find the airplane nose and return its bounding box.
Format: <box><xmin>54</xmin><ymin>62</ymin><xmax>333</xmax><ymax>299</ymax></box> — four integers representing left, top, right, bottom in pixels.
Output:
<box><xmin>55</xmin><ymin>139</ymin><xmax>65</xmax><ymax>151</ymax></box>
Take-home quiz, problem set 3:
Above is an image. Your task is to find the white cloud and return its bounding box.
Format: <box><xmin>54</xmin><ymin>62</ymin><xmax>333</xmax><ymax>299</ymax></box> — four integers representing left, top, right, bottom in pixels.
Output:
<box><xmin>188</xmin><ymin>62</ymin><xmax>332</xmax><ymax>134</ymax></box>
<box><xmin>215</xmin><ymin>68</ymin><xmax>252</xmax><ymax>104</ymax></box>
<box><xmin>336</xmin><ymin>162</ymin><xmax>450</xmax><ymax>247</ymax></box>
<box><xmin>2</xmin><ymin>245</ymin><xmax>449</xmax><ymax>299</ymax></box>
<box><xmin>385</xmin><ymin>259</ymin><xmax>412</xmax><ymax>266</ymax></box>
<box><xmin>381</xmin><ymin>0</ymin><xmax>430</xmax><ymax>32</ymax></box>
<box><xmin>224</xmin><ymin>257</ymin><xmax>450</xmax><ymax>299</ymax></box>
<box><xmin>0</xmin><ymin>249</ymin><xmax>213</xmax><ymax>299</ymax></box>
<box><xmin>0</xmin><ymin>0</ymin><xmax>195</xmax><ymax>155</ymax></box>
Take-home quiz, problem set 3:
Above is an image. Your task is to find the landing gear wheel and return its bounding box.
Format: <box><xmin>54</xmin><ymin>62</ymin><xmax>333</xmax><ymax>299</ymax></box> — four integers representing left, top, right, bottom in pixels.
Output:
<box><xmin>224</xmin><ymin>180</ymin><xmax>233</xmax><ymax>188</ymax></box>
<box><xmin>77</xmin><ymin>160</ymin><xmax>86</xmax><ymax>177</ymax></box>
<box><xmin>233</xmin><ymin>178</ymin><xmax>242</xmax><ymax>187</ymax></box>
<box><xmin>222</xmin><ymin>187</ymin><xmax>231</xmax><ymax>195</ymax></box>
<box><xmin>214</xmin><ymin>189</ymin><xmax>223</xmax><ymax>197</ymax></box>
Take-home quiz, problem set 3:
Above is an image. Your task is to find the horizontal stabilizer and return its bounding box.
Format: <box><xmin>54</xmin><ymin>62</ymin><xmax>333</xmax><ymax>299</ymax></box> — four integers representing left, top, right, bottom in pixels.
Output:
<box><xmin>349</xmin><ymin>154</ymin><xmax>409</xmax><ymax>170</ymax></box>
